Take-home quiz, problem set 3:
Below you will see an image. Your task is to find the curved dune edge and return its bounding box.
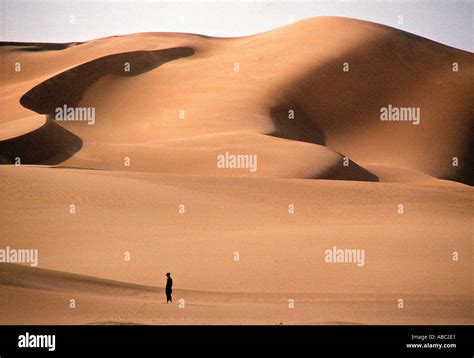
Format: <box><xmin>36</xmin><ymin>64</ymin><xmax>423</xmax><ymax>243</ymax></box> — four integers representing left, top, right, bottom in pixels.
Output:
<box><xmin>0</xmin><ymin>119</ymin><xmax>82</xmax><ymax>165</ymax></box>
<box><xmin>4</xmin><ymin>263</ymin><xmax>469</xmax><ymax>299</ymax></box>
<box><xmin>19</xmin><ymin>47</ymin><xmax>195</xmax><ymax>115</ymax></box>
<box><xmin>0</xmin><ymin>114</ymin><xmax>46</xmax><ymax>141</ymax></box>
<box><xmin>1</xmin><ymin>263</ymin><xmax>471</xmax><ymax>325</ymax></box>
<box><xmin>1</xmin><ymin>16</ymin><xmax>473</xmax><ymax>184</ymax></box>
<box><xmin>0</xmin><ymin>41</ymin><xmax>82</xmax><ymax>52</ymax></box>
<box><xmin>0</xmin><ymin>263</ymin><xmax>161</xmax><ymax>298</ymax></box>
<box><xmin>61</xmin><ymin>132</ymin><xmax>378</xmax><ymax>181</ymax></box>
<box><xmin>363</xmin><ymin>164</ymin><xmax>470</xmax><ymax>187</ymax></box>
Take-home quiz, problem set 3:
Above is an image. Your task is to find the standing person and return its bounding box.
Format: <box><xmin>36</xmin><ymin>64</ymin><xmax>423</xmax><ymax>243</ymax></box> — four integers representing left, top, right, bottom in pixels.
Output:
<box><xmin>165</xmin><ymin>272</ymin><xmax>173</xmax><ymax>304</ymax></box>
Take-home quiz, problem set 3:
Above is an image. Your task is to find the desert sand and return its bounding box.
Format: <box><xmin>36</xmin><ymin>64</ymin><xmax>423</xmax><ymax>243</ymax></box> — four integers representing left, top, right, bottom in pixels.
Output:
<box><xmin>0</xmin><ymin>17</ymin><xmax>472</xmax><ymax>324</ymax></box>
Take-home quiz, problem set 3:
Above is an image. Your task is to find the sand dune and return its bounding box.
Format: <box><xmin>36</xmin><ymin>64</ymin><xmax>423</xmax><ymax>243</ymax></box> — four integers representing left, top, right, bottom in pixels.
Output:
<box><xmin>0</xmin><ymin>16</ymin><xmax>472</xmax><ymax>325</ymax></box>
<box><xmin>1</xmin><ymin>17</ymin><xmax>473</xmax><ymax>182</ymax></box>
<box><xmin>19</xmin><ymin>47</ymin><xmax>195</xmax><ymax>115</ymax></box>
<box><xmin>0</xmin><ymin>165</ymin><xmax>471</xmax><ymax>294</ymax></box>
<box><xmin>62</xmin><ymin>132</ymin><xmax>378</xmax><ymax>180</ymax></box>
<box><xmin>0</xmin><ymin>263</ymin><xmax>160</xmax><ymax>297</ymax></box>
<box><xmin>1</xmin><ymin>263</ymin><xmax>471</xmax><ymax>325</ymax></box>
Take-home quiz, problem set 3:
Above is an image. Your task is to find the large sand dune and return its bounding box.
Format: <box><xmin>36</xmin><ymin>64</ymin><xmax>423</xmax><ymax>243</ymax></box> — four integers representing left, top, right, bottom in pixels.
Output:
<box><xmin>2</xmin><ymin>17</ymin><xmax>473</xmax><ymax>182</ymax></box>
<box><xmin>0</xmin><ymin>16</ymin><xmax>472</xmax><ymax>324</ymax></box>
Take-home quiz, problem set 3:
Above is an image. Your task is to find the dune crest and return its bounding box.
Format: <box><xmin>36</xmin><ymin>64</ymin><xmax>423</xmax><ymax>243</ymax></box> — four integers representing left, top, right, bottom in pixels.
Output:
<box><xmin>19</xmin><ymin>47</ymin><xmax>195</xmax><ymax>115</ymax></box>
<box><xmin>0</xmin><ymin>263</ymin><xmax>160</xmax><ymax>297</ymax></box>
<box><xmin>1</xmin><ymin>17</ymin><xmax>473</xmax><ymax>183</ymax></box>
<box><xmin>62</xmin><ymin>132</ymin><xmax>378</xmax><ymax>181</ymax></box>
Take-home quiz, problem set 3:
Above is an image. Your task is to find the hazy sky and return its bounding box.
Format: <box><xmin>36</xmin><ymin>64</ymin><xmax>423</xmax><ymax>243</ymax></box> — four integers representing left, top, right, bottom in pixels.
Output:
<box><xmin>1</xmin><ymin>0</ymin><xmax>472</xmax><ymax>52</ymax></box>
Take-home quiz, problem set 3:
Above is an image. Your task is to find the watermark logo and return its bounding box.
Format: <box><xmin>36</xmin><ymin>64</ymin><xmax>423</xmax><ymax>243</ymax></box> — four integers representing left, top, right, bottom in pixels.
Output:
<box><xmin>18</xmin><ymin>333</ymin><xmax>55</xmax><ymax>351</ymax></box>
<box><xmin>55</xmin><ymin>105</ymin><xmax>95</xmax><ymax>125</ymax></box>
<box><xmin>380</xmin><ymin>104</ymin><xmax>420</xmax><ymax>125</ymax></box>
<box><xmin>0</xmin><ymin>246</ymin><xmax>38</xmax><ymax>267</ymax></box>
<box><xmin>324</xmin><ymin>246</ymin><xmax>365</xmax><ymax>267</ymax></box>
<box><xmin>217</xmin><ymin>152</ymin><xmax>257</xmax><ymax>173</ymax></box>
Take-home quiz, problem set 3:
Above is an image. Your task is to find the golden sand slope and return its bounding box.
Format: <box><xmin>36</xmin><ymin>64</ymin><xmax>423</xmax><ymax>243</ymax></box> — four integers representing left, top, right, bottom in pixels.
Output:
<box><xmin>60</xmin><ymin>132</ymin><xmax>378</xmax><ymax>180</ymax></box>
<box><xmin>0</xmin><ymin>17</ymin><xmax>472</xmax><ymax>324</ymax></box>
<box><xmin>1</xmin><ymin>264</ymin><xmax>471</xmax><ymax>325</ymax></box>
<box><xmin>0</xmin><ymin>166</ymin><xmax>472</xmax><ymax>324</ymax></box>
<box><xmin>1</xmin><ymin>17</ymin><xmax>473</xmax><ymax>182</ymax></box>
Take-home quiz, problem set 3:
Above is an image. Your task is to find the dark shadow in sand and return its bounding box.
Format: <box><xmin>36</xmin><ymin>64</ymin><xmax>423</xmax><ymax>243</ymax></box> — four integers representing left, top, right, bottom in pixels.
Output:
<box><xmin>0</xmin><ymin>119</ymin><xmax>83</xmax><ymax>165</ymax></box>
<box><xmin>442</xmin><ymin>119</ymin><xmax>474</xmax><ymax>186</ymax></box>
<box><xmin>20</xmin><ymin>47</ymin><xmax>195</xmax><ymax>115</ymax></box>
<box><xmin>0</xmin><ymin>47</ymin><xmax>195</xmax><ymax>166</ymax></box>
<box><xmin>269</xmin><ymin>103</ymin><xmax>326</xmax><ymax>145</ymax></box>
<box><xmin>317</xmin><ymin>158</ymin><xmax>379</xmax><ymax>182</ymax></box>
<box><xmin>265</xmin><ymin>30</ymin><xmax>472</xmax><ymax>184</ymax></box>
<box><xmin>0</xmin><ymin>41</ymin><xmax>80</xmax><ymax>51</ymax></box>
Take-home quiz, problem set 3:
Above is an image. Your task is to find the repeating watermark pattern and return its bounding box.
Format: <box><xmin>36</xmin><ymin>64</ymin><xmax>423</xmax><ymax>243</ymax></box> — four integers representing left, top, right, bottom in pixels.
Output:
<box><xmin>324</xmin><ymin>246</ymin><xmax>365</xmax><ymax>267</ymax></box>
<box><xmin>18</xmin><ymin>333</ymin><xmax>55</xmax><ymax>351</ymax></box>
<box><xmin>217</xmin><ymin>152</ymin><xmax>257</xmax><ymax>172</ymax></box>
<box><xmin>380</xmin><ymin>105</ymin><xmax>420</xmax><ymax>125</ymax></box>
<box><xmin>54</xmin><ymin>105</ymin><xmax>96</xmax><ymax>125</ymax></box>
<box><xmin>0</xmin><ymin>246</ymin><xmax>38</xmax><ymax>267</ymax></box>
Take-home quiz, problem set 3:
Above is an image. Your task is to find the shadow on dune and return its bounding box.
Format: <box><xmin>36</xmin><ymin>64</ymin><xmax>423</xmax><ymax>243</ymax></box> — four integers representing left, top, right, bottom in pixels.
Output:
<box><xmin>442</xmin><ymin>119</ymin><xmax>474</xmax><ymax>186</ymax></box>
<box><xmin>269</xmin><ymin>103</ymin><xmax>326</xmax><ymax>145</ymax></box>
<box><xmin>20</xmin><ymin>47</ymin><xmax>195</xmax><ymax>115</ymax></box>
<box><xmin>0</xmin><ymin>119</ymin><xmax>82</xmax><ymax>165</ymax></box>
<box><xmin>3</xmin><ymin>47</ymin><xmax>195</xmax><ymax>166</ymax></box>
<box><xmin>266</xmin><ymin>29</ymin><xmax>473</xmax><ymax>185</ymax></box>
<box><xmin>0</xmin><ymin>41</ymin><xmax>80</xmax><ymax>51</ymax></box>
<box><xmin>267</xmin><ymin>32</ymin><xmax>424</xmax><ymax>143</ymax></box>
<box><xmin>317</xmin><ymin>159</ymin><xmax>379</xmax><ymax>182</ymax></box>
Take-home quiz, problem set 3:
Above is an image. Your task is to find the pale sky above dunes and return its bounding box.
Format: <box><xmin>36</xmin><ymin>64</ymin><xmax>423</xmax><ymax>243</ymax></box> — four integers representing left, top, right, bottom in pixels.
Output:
<box><xmin>1</xmin><ymin>0</ymin><xmax>472</xmax><ymax>52</ymax></box>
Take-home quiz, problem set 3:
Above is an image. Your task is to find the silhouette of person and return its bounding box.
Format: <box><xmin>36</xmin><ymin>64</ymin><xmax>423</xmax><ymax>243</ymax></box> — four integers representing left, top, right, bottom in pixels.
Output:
<box><xmin>165</xmin><ymin>272</ymin><xmax>173</xmax><ymax>303</ymax></box>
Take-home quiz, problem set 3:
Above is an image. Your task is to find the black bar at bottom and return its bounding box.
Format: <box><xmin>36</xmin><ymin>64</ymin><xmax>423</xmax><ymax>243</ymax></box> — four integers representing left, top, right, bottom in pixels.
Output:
<box><xmin>0</xmin><ymin>325</ymin><xmax>472</xmax><ymax>354</ymax></box>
